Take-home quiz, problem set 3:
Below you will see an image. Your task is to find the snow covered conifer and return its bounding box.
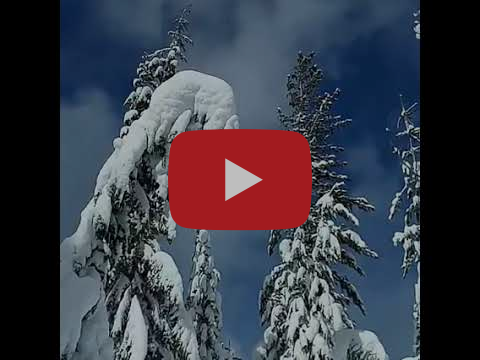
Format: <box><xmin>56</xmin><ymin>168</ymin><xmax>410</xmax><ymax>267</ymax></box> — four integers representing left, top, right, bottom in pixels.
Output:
<box><xmin>387</xmin><ymin>14</ymin><xmax>420</xmax><ymax>359</ymax></box>
<box><xmin>123</xmin><ymin>5</ymin><xmax>193</xmax><ymax>124</ymax></box>
<box><xmin>257</xmin><ymin>52</ymin><xmax>377</xmax><ymax>360</ymax></box>
<box><xmin>388</xmin><ymin>96</ymin><xmax>420</xmax><ymax>358</ymax></box>
<box><xmin>118</xmin><ymin>5</ymin><xmax>193</xmax><ymax>245</ymax></box>
<box><xmin>62</xmin><ymin>68</ymin><xmax>240</xmax><ymax>360</ymax></box>
<box><xmin>98</xmin><ymin>9</ymin><xmax>197</xmax><ymax>360</ymax></box>
<box><xmin>188</xmin><ymin>230</ymin><xmax>234</xmax><ymax>360</ymax></box>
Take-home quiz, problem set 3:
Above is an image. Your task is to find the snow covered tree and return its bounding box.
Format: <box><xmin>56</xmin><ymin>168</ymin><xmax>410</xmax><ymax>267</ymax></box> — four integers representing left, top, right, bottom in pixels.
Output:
<box><xmin>257</xmin><ymin>52</ymin><xmax>378</xmax><ymax>360</ymax></box>
<box><xmin>388</xmin><ymin>96</ymin><xmax>420</xmax><ymax>359</ymax></box>
<box><xmin>61</xmin><ymin>68</ymin><xmax>240</xmax><ymax>360</ymax></box>
<box><xmin>96</xmin><ymin>8</ymin><xmax>196</xmax><ymax>360</ymax></box>
<box><xmin>188</xmin><ymin>230</ymin><xmax>234</xmax><ymax>360</ymax></box>
<box><xmin>387</xmin><ymin>12</ymin><xmax>421</xmax><ymax>358</ymax></box>
<box><xmin>59</xmin><ymin>6</ymin><xmax>244</xmax><ymax>360</ymax></box>
<box><xmin>413</xmin><ymin>10</ymin><xmax>420</xmax><ymax>40</ymax></box>
<box><xmin>62</xmin><ymin>68</ymin><xmax>240</xmax><ymax>360</ymax></box>
<box><xmin>118</xmin><ymin>4</ymin><xmax>193</xmax><ymax>247</ymax></box>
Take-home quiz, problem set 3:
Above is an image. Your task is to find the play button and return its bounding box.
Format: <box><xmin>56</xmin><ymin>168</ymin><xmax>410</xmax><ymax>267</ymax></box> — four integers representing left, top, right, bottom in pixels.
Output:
<box><xmin>225</xmin><ymin>158</ymin><xmax>262</xmax><ymax>201</ymax></box>
<box><xmin>169</xmin><ymin>129</ymin><xmax>312</xmax><ymax>229</ymax></box>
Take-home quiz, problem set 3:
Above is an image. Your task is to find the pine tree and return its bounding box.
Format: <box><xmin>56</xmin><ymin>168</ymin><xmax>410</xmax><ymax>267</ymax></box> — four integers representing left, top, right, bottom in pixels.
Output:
<box><xmin>82</xmin><ymin>7</ymin><xmax>197</xmax><ymax>360</ymax></box>
<box><xmin>63</xmin><ymin>13</ymin><xmax>241</xmax><ymax>360</ymax></box>
<box><xmin>188</xmin><ymin>230</ymin><xmax>234</xmax><ymax>360</ymax></box>
<box><xmin>388</xmin><ymin>12</ymin><xmax>420</xmax><ymax>358</ymax></box>
<box><xmin>388</xmin><ymin>96</ymin><xmax>420</xmax><ymax>358</ymax></box>
<box><xmin>67</xmin><ymin>67</ymin><xmax>240</xmax><ymax>360</ymax></box>
<box><xmin>257</xmin><ymin>52</ymin><xmax>377</xmax><ymax>360</ymax></box>
<box><xmin>119</xmin><ymin>4</ymin><xmax>193</xmax><ymax>245</ymax></box>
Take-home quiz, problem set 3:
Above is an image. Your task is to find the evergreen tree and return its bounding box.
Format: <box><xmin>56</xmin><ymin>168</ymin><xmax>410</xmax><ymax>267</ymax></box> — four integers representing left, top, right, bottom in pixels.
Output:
<box><xmin>388</xmin><ymin>12</ymin><xmax>420</xmax><ymax>358</ymax></box>
<box><xmin>65</xmin><ymin>65</ymin><xmax>240</xmax><ymax>360</ymax></box>
<box><xmin>118</xmin><ymin>4</ymin><xmax>193</xmax><ymax>246</ymax></box>
<box><xmin>82</xmin><ymin>7</ymin><xmax>197</xmax><ymax>360</ymax></box>
<box><xmin>257</xmin><ymin>52</ymin><xmax>377</xmax><ymax>360</ymax></box>
<box><xmin>388</xmin><ymin>96</ymin><xmax>420</xmax><ymax>358</ymax></box>
<box><xmin>188</xmin><ymin>230</ymin><xmax>234</xmax><ymax>360</ymax></box>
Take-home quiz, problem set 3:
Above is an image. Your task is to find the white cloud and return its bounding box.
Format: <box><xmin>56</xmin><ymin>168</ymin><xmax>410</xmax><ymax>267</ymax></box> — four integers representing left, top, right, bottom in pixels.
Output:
<box><xmin>186</xmin><ymin>0</ymin><xmax>412</xmax><ymax>130</ymax></box>
<box><xmin>93</xmin><ymin>0</ymin><xmax>168</xmax><ymax>45</ymax></box>
<box><xmin>345</xmin><ymin>138</ymin><xmax>400</xmax><ymax>215</ymax></box>
<box><xmin>86</xmin><ymin>0</ymin><xmax>414</xmax><ymax>132</ymax></box>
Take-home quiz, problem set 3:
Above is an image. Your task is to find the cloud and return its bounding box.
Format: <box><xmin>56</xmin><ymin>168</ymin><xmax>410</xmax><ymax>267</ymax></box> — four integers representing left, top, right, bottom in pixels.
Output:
<box><xmin>93</xmin><ymin>0</ymin><xmax>168</xmax><ymax>46</ymax></box>
<box><xmin>89</xmin><ymin>0</ymin><xmax>413</xmax><ymax>130</ymax></box>
<box><xmin>60</xmin><ymin>89</ymin><xmax>119</xmax><ymax>239</ymax></box>
<box><xmin>186</xmin><ymin>0</ymin><xmax>412</xmax><ymax>131</ymax></box>
<box><xmin>345</xmin><ymin>138</ymin><xmax>400</xmax><ymax>214</ymax></box>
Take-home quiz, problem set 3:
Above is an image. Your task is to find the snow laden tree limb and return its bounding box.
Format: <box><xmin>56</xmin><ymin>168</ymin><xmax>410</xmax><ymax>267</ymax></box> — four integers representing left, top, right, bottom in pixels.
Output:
<box><xmin>387</xmin><ymin>95</ymin><xmax>420</xmax><ymax>358</ymax></box>
<box><xmin>332</xmin><ymin>329</ymin><xmax>389</xmax><ymax>360</ymax></box>
<box><xmin>258</xmin><ymin>52</ymin><xmax>377</xmax><ymax>360</ymax></box>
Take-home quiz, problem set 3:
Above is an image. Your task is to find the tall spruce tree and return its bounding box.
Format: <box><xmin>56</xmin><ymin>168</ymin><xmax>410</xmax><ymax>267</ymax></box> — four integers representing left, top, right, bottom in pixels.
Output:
<box><xmin>388</xmin><ymin>96</ymin><xmax>420</xmax><ymax>358</ymax></box>
<box><xmin>257</xmin><ymin>52</ymin><xmax>377</xmax><ymax>360</ymax></box>
<box><xmin>119</xmin><ymin>4</ymin><xmax>193</xmax><ymax>244</ymax></box>
<box><xmin>83</xmin><ymin>7</ymin><xmax>198</xmax><ymax>360</ymax></box>
<box><xmin>388</xmin><ymin>12</ymin><xmax>420</xmax><ymax>359</ymax></box>
<box><xmin>188</xmin><ymin>230</ymin><xmax>233</xmax><ymax>360</ymax></box>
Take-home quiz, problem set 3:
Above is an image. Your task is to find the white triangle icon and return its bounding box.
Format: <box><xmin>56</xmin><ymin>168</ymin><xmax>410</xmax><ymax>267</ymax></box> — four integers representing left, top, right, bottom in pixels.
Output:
<box><xmin>225</xmin><ymin>158</ymin><xmax>262</xmax><ymax>201</ymax></box>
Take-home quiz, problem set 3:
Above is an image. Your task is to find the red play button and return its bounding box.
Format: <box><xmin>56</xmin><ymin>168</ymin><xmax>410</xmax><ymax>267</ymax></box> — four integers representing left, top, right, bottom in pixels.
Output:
<box><xmin>169</xmin><ymin>129</ymin><xmax>311</xmax><ymax>230</ymax></box>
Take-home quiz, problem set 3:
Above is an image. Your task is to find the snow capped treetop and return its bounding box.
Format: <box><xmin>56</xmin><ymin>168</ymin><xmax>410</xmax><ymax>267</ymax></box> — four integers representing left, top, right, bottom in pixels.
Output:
<box><xmin>123</xmin><ymin>5</ymin><xmax>193</xmax><ymax>116</ymax></box>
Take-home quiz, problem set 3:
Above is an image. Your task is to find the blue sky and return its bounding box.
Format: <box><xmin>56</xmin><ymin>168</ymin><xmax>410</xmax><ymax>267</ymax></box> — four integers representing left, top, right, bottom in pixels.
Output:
<box><xmin>60</xmin><ymin>1</ymin><xmax>420</xmax><ymax>358</ymax></box>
